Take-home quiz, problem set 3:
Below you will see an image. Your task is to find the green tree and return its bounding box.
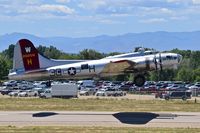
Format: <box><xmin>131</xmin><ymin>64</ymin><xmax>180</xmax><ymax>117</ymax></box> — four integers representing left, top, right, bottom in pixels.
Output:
<box><xmin>190</xmin><ymin>51</ymin><xmax>200</xmax><ymax>69</ymax></box>
<box><xmin>176</xmin><ymin>68</ymin><xmax>193</xmax><ymax>82</ymax></box>
<box><xmin>2</xmin><ymin>44</ymin><xmax>15</xmax><ymax>59</ymax></box>
<box><xmin>79</xmin><ymin>49</ymin><xmax>104</xmax><ymax>59</ymax></box>
<box><xmin>171</xmin><ymin>49</ymin><xmax>192</xmax><ymax>58</ymax></box>
<box><xmin>192</xmin><ymin>68</ymin><xmax>200</xmax><ymax>82</ymax></box>
<box><xmin>37</xmin><ymin>45</ymin><xmax>62</xmax><ymax>59</ymax></box>
<box><xmin>149</xmin><ymin>69</ymin><xmax>176</xmax><ymax>81</ymax></box>
<box><xmin>0</xmin><ymin>56</ymin><xmax>9</xmax><ymax>80</ymax></box>
<box><xmin>58</xmin><ymin>53</ymin><xmax>80</xmax><ymax>60</ymax></box>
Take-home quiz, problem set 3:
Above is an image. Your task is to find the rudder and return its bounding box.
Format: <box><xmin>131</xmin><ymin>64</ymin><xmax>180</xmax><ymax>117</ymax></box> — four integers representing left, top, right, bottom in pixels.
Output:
<box><xmin>14</xmin><ymin>39</ymin><xmax>40</xmax><ymax>71</ymax></box>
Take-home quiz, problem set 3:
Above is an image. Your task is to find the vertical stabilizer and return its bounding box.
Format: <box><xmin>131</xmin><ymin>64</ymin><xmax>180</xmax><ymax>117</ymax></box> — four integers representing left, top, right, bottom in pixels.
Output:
<box><xmin>14</xmin><ymin>39</ymin><xmax>40</xmax><ymax>71</ymax></box>
<box><xmin>13</xmin><ymin>39</ymin><xmax>85</xmax><ymax>72</ymax></box>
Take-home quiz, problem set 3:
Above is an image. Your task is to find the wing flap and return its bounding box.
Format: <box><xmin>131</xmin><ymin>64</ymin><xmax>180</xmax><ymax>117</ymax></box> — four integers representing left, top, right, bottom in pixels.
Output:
<box><xmin>101</xmin><ymin>60</ymin><xmax>136</xmax><ymax>74</ymax></box>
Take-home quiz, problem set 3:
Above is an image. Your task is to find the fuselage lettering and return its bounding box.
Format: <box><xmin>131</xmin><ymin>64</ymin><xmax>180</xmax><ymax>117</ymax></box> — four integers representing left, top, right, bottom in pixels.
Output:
<box><xmin>89</xmin><ymin>65</ymin><xmax>95</xmax><ymax>72</ymax></box>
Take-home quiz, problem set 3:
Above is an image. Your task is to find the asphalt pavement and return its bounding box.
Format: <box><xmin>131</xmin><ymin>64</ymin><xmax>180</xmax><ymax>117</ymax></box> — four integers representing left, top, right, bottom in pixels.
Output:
<box><xmin>0</xmin><ymin>111</ymin><xmax>200</xmax><ymax>127</ymax></box>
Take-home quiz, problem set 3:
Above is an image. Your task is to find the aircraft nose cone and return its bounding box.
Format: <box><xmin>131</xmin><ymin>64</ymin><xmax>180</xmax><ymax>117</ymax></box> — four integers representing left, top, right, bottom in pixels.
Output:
<box><xmin>177</xmin><ymin>54</ymin><xmax>182</xmax><ymax>63</ymax></box>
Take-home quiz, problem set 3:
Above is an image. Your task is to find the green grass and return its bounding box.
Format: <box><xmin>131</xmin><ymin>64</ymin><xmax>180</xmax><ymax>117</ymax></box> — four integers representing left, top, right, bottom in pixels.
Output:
<box><xmin>0</xmin><ymin>126</ymin><xmax>199</xmax><ymax>133</ymax></box>
<box><xmin>0</xmin><ymin>97</ymin><xmax>199</xmax><ymax>112</ymax></box>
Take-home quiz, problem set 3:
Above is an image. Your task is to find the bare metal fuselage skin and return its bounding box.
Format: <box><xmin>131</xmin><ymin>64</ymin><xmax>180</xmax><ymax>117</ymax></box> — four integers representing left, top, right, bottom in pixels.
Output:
<box><xmin>8</xmin><ymin>39</ymin><xmax>182</xmax><ymax>82</ymax></box>
<box><xmin>9</xmin><ymin>53</ymin><xmax>182</xmax><ymax>81</ymax></box>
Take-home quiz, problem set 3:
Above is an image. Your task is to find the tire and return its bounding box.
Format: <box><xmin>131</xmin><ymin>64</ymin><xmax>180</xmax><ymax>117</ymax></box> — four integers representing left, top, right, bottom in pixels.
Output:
<box><xmin>165</xmin><ymin>96</ymin><xmax>169</xmax><ymax>100</ymax></box>
<box><xmin>182</xmin><ymin>96</ymin><xmax>187</xmax><ymax>101</ymax></box>
<box><xmin>25</xmin><ymin>94</ymin><xmax>28</xmax><ymax>97</ymax></box>
<box><xmin>134</xmin><ymin>75</ymin><xmax>145</xmax><ymax>87</ymax></box>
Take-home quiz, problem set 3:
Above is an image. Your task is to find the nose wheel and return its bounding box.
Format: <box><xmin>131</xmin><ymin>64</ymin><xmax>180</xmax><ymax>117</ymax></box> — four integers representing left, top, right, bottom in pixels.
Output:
<box><xmin>134</xmin><ymin>74</ymin><xmax>145</xmax><ymax>87</ymax></box>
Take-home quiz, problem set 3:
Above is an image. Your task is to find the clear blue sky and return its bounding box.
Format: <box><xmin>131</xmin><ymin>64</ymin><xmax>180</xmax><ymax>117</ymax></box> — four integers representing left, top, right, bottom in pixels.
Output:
<box><xmin>0</xmin><ymin>0</ymin><xmax>200</xmax><ymax>37</ymax></box>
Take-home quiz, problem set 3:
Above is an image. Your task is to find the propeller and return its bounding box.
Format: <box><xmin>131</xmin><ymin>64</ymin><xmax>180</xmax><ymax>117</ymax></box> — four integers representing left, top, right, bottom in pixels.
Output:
<box><xmin>154</xmin><ymin>54</ymin><xmax>158</xmax><ymax>71</ymax></box>
<box><xmin>159</xmin><ymin>53</ymin><xmax>163</xmax><ymax>71</ymax></box>
<box><xmin>153</xmin><ymin>52</ymin><xmax>163</xmax><ymax>81</ymax></box>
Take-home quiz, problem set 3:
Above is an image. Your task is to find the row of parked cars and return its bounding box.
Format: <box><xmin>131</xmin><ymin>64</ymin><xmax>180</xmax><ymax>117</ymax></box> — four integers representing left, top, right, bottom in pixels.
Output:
<box><xmin>79</xmin><ymin>86</ymin><xmax>126</xmax><ymax>97</ymax></box>
<box><xmin>0</xmin><ymin>80</ymin><xmax>50</xmax><ymax>97</ymax></box>
<box><xmin>0</xmin><ymin>80</ymin><xmax>200</xmax><ymax>99</ymax></box>
<box><xmin>0</xmin><ymin>80</ymin><xmax>126</xmax><ymax>98</ymax></box>
<box><xmin>78</xmin><ymin>80</ymin><xmax>200</xmax><ymax>100</ymax></box>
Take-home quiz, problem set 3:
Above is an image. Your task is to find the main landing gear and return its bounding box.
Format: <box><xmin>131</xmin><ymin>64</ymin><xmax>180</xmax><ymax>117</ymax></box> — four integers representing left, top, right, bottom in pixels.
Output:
<box><xmin>134</xmin><ymin>74</ymin><xmax>146</xmax><ymax>87</ymax></box>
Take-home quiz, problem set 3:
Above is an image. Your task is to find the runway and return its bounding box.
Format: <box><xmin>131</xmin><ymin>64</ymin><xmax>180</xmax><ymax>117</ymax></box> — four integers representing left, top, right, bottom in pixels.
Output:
<box><xmin>0</xmin><ymin>111</ymin><xmax>200</xmax><ymax>127</ymax></box>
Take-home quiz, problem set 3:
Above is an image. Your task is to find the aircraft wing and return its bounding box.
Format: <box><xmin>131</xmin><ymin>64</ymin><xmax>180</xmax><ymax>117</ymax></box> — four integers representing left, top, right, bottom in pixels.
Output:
<box><xmin>101</xmin><ymin>59</ymin><xmax>136</xmax><ymax>74</ymax></box>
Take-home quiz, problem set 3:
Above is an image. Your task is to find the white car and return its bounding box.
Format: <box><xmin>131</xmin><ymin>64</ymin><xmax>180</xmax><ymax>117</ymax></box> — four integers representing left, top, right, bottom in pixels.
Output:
<box><xmin>96</xmin><ymin>88</ymin><xmax>125</xmax><ymax>97</ymax></box>
<box><xmin>95</xmin><ymin>89</ymin><xmax>107</xmax><ymax>96</ymax></box>
<box><xmin>189</xmin><ymin>84</ymin><xmax>200</xmax><ymax>89</ymax></box>
<box><xmin>18</xmin><ymin>90</ymin><xmax>38</xmax><ymax>97</ymax></box>
<box><xmin>79</xmin><ymin>86</ymin><xmax>96</xmax><ymax>96</ymax></box>
<box><xmin>33</xmin><ymin>81</ymin><xmax>47</xmax><ymax>88</ymax></box>
<box><xmin>8</xmin><ymin>90</ymin><xmax>21</xmax><ymax>97</ymax></box>
<box><xmin>39</xmin><ymin>89</ymin><xmax>52</xmax><ymax>98</ymax></box>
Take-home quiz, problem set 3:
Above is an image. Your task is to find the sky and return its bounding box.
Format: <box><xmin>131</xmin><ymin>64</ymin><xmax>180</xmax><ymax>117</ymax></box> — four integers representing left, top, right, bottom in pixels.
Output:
<box><xmin>0</xmin><ymin>0</ymin><xmax>200</xmax><ymax>37</ymax></box>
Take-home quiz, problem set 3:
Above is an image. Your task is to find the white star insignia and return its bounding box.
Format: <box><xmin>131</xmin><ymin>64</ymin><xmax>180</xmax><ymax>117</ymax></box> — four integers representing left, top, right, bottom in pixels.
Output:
<box><xmin>68</xmin><ymin>67</ymin><xmax>76</xmax><ymax>75</ymax></box>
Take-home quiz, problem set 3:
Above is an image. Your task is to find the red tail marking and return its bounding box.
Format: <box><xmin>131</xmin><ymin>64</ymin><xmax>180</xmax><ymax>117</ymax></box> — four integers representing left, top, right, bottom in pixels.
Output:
<box><xmin>19</xmin><ymin>39</ymin><xmax>40</xmax><ymax>71</ymax></box>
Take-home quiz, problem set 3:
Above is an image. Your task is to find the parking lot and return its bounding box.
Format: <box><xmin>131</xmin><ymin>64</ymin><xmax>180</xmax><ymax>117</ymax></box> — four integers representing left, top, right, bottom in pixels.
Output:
<box><xmin>0</xmin><ymin>80</ymin><xmax>200</xmax><ymax>101</ymax></box>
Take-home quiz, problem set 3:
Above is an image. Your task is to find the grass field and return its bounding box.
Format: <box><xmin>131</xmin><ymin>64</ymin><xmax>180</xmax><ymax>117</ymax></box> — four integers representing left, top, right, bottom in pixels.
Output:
<box><xmin>0</xmin><ymin>97</ymin><xmax>199</xmax><ymax>112</ymax></box>
<box><xmin>0</xmin><ymin>126</ymin><xmax>199</xmax><ymax>133</ymax></box>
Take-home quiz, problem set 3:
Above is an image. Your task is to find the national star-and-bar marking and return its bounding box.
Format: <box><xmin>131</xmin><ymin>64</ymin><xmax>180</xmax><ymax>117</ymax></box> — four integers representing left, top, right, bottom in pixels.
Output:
<box><xmin>68</xmin><ymin>67</ymin><xmax>76</xmax><ymax>75</ymax></box>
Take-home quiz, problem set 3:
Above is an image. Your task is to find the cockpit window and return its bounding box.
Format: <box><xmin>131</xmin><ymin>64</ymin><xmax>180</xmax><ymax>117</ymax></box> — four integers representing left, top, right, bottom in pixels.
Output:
<box><xmin>144</xmin><ymin>51</ymin><xmax>158</xmax><ymax>55</ymax></box>
<box><xmin>166</xmin><ymin>56</ymin><xmax>177</xmax><ymax>60</ymax></box>
<box><xmin>166</xmin><ymin>56</ymin><xmax>172</xmax><ymax>59</ymax></box>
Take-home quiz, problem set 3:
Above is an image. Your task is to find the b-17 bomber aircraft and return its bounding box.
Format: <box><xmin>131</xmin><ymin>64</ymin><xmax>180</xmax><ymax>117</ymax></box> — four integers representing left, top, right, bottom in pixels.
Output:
<box><xmin>8</xmin><ymin>39</ymin><xmax>182</xmax><ymax>87</ymax></box>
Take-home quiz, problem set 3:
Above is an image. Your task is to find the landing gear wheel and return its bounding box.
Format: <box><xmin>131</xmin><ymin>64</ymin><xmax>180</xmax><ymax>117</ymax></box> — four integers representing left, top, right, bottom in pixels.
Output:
<box><xmin>134</xmin><ymin>75</ymin><xmax>145</xmax><ymax>87</ymax></box>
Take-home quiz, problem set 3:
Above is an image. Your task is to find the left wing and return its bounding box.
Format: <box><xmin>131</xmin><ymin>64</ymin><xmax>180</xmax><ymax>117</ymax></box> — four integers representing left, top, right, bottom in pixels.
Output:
<box><xmin>101</xmin><ymin>60</ymin><xmax>136</xmax><ymax>74</ymax></box>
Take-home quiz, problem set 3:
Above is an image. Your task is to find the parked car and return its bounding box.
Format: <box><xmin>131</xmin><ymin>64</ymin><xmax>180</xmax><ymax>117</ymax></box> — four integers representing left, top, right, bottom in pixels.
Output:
<box><xmin>1</xmin><ymin>88</ymin><xmax>13</xmax><ymax>95</ymax></box>
<box><xmin>33</xmin><ymin>81</ymin><xmax>48</xmax><ymax>88</ymax></box>
<box><xmin>77</xmin><ymin>80</ymin><xmax>95</xmax><ymax>89</ymax></box>
<box><xmin>3</xmin><ymin>80</ymin><xmax>17</xmax><ymax>87</ymax></box>
<box><xmin>189</xmin><ymin>84</ymin><xmax>200</xmax><ymax>96</ymax></box>
<box><xmin>37</xmin><ymin>88</ymin><xmax>49</xmax><ymax>95</ymax></box>
<box><xmin>166</xmin><ymin>84</ymin><xmax>182</xmax><ymax>91</ymax></box>
<box><xmin>8</xmin><ymin>90</ymin><xmax>22</xmax><ymax>97</ymax></box>
<box><xmin>79</xmin><ymin>86</ymin><xmax>96</xmax><ymax>96</ymax></box>
<box><xmin>18</xmin><ymin>89</ymin><xmax>38</xmax><ymax>97</ymax></box>
<box><xmin>129</xmin><ymin>85</ymin><xmax>138</xmax><ymax>92</ymax></box>
<box><xmin>163</xmin><ymin>91</ymin><xmax>192</xmax><ymax>100</ymax></box>
<box><xmin>119</xmin><ymin>84</ymin><xmax>132</xmax><ymax>91</ymax></box>
<box><xmin>106</xmin><ymin>88</ymin><xmax>124</xmax><ymax>96</ymax></box>
<box><xmin>39</xmin><ymin>89</ymin><xmax>52</xmax><ymax>98</ymax></box>
<box><xmin>17</xmin><ymin>81</ymin><xmax>34</xmax><ymax>90</ymax></box>
<box><xmin>96</xmin><ymin>88</ymin><xmax>125</xmax><ymax>96</ymax></box>
<box><xmin>95</xmin><ymin>89</ymin><xmax>107</xmax><ymax>96</ymax></box>
<box><xmin>189</xmin><ymin>84</ymin><xmax>200</xmax><ymax>89</ymax></box>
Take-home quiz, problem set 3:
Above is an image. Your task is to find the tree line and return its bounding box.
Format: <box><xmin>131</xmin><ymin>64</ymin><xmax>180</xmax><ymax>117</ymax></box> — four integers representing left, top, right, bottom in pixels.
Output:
<box><xmin>0</xmin><ymin>44</ymin><xmax>199</xmax><ymax>82</ymax></box>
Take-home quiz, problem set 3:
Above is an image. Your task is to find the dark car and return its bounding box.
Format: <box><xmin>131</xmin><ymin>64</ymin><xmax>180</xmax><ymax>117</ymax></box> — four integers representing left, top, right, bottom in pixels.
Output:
<box><xmin>164</xmin><ymin>91</ymin><xmax>192</xmax><ymax>100</ymax></box>
<box><xmin>1</xmin><ymin>89</ymin><xmax>13</xmax><ymax>95</ymax></box>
